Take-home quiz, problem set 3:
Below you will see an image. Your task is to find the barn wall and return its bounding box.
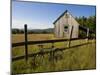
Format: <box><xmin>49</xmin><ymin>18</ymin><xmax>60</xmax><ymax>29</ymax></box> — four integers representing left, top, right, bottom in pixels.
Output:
<box><xmin>54</xmin><ymin>21</ymin><xmax>59</xmax><ymax>37</ymax></box>
<box><xmin>59</xmin><ymin>15</ymin><xmax>64</xmax><ymax>38</ymax></box>
<box><xmin>59</xmin><ymin>13</ymin><xmax>69</xmax><ymax>38</ymax></box>
<box><xmin>54</xmin><ymin>25</ymin><xmax>56</xmax><ymax>37</ymax></box>
<box><xmin>54</xmin><ymin>11</ymin><xmax>79</xmax><ymax>38</ymax></box>
<box><xmin>64</xmin><ymin>12</ymin><xmax>79</xmax><ymax>38</ymax></box>
<box><xmin>54</xmin><ymin>19</ymin><xmax>61</xmax><ymax>38</ymax></box>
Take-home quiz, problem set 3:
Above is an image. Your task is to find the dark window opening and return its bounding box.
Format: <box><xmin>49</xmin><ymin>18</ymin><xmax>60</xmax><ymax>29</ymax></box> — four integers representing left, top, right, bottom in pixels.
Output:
<box><xmin>64</xmin><ymin>25</ymin><xmax>68</xmax><ymax>32</ymax></box>
<box><xmin>64</xmin><ymin>26</ymin><xmax>68</xmax><ymax>29</ymax></box>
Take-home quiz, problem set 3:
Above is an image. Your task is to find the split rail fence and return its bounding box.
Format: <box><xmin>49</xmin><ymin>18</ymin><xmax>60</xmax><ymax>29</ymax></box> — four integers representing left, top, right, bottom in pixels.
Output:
<box><xmin>12</xmin><ymin>24</ymin><xmax>95</xmax><ymax>63</ymax></box>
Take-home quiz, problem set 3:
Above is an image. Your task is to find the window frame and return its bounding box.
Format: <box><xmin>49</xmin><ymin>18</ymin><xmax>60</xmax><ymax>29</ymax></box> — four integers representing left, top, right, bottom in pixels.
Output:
<box><xmin>64</xmin><ymin>25</ymin><xmax>69</xmax><ymax>32</ymax></box>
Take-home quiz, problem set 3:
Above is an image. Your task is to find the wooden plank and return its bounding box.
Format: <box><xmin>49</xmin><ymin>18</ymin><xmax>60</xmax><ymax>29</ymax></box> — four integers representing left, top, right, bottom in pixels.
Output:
<box><xmin>86</xmin><ymin>28</ymin><xmax>89</xmax><ymax>42</ymax></box>
<box><xmin>87</xmin><ymin>28</ymin><xmax>89</xmax><ymax>38</ymax></box>
<box><xmin>12</xmin><ymin>42</ymin><xmax>94</xmax><ymax>61</ymax></box>
<box><xmin>12</xmin><ymin>42</ymin><xmax>25</xmax><ymax>47</ymax></box>
<box><xmin>24</xmin><ymin>24</ymin><xmax>28</xmax><ymax>62</ymax></box>
<box><xmin>12</xmin><ymin>37</ymin><xmax>88</xmax><ymax>47</ymax></box>
<box><xmin>68</xmin><ymin>26</ymin><xmax>73</xmax><ymax>47</ymax></box>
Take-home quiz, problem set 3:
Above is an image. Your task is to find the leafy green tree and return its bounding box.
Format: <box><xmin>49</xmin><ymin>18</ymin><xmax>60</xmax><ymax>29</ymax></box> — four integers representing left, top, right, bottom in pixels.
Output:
<box><xmin>75</xmin><ymin>15</ymin><xmax>96</xmax><ymax>38</ymax></box>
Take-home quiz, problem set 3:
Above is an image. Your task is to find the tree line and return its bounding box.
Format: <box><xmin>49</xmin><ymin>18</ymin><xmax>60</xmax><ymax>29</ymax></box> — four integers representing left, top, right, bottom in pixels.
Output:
<box><xmin>12</xmin><ymin>15</ymin><xmax>96</xmax><ymax>38</ymax></box>
<box><xmin>12</xmin><ymin>28</ymin><xmax>54</xmax><ymax>34</ymax></box>
<box><xmin>75</xmin><ymin>15</ymin><xmax>96</xmax><ymax>38</ymax></box>
<box><xmin>75</xmin><ymin>15</ymin><xmax>96</xmax><ymax>31</ymax></box>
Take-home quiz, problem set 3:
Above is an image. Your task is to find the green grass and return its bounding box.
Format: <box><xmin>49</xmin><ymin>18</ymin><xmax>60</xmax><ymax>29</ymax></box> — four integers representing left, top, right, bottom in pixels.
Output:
<box><xmin>12</xmin><ymin>39</ymin><xmax>96</xmax><ymax>74</ymax></box>
<box><xmin>12</xmin><ymin>34</ymin><xmax>96</xmax><ymax>74</ymax></box>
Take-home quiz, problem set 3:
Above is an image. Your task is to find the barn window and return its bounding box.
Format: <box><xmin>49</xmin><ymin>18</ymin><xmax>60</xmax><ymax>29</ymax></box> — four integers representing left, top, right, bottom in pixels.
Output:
<box><xmin>64</xmin><ymin>25</ymin><xmax>68</xmax><ymax>32</ymax></box>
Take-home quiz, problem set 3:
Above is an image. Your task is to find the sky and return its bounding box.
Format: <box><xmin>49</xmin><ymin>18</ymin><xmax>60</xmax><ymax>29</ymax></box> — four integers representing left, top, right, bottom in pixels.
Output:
<box><xmin>12</xmin><ymin>1</ymin><xmax>96</xmax><ymax>29</ymax></box>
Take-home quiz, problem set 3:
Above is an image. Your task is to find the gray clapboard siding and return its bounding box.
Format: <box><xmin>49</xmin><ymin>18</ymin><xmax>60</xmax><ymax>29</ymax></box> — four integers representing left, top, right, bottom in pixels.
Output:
<box><xmin>53</xmin><ymin>10</ymin><xmax>79</xmax><ymax>38</ymax></box>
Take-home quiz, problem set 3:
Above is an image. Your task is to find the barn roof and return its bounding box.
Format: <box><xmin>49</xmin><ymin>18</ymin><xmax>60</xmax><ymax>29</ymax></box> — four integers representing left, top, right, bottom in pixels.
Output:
<box><xmin>53</xmin><ymin>10</ymin><xmax>68</xmax><ymax>24</ymax></box>
<box><xmin>53</xmin><ymin>10</ymin><xmax>95</xmax><ymax>34</ymax></box>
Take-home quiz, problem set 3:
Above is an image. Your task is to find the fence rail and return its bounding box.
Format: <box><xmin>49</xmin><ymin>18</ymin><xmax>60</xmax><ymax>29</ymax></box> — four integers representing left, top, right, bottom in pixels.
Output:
<box><xmin>12</xmin><ymin>42</ymin><xmax>94</xmax><ymax>61</ymax></box>
<box><xmin>12</xmin><ymin>37</ymin><xmax>88</xmax><ymax>47</ymax></box>
<box><xmin>12</xmin><ymin>24</ymin><xmax>95</xmax><ymax>62</ymax></box>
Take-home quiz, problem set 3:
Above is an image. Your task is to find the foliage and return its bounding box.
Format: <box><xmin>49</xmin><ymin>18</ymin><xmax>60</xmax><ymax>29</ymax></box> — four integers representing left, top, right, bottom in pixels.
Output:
<box><xmin>12</xmin><ymin>28</ymin><xmax>54</xmax><ymax>34</ymax></box>
<box><xmin>12</xmin><ymin>29</ymin><xmax>24</xmax><ymax>34</ymax></box>
<box><xmin>75</xmin><ymin>15</ymin><xmax>96</xmax><ymax>37</ymax></box>
<box><xmin>75</xmin><ymin>15</ymin><xmax>96</xmax><ymax>31</ymax></box>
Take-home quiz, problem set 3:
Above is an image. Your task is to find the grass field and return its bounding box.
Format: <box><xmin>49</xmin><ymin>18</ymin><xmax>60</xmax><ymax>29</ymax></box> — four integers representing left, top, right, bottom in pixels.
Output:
<box><xmin>12</xmin><ymin>34</ymin><xmax>96</xmax><ymax>74</ymax></box>
<box><xmin>12</xmin><ymin>34</ymin><xmax>54</xmax><ymax>43</ymax></box>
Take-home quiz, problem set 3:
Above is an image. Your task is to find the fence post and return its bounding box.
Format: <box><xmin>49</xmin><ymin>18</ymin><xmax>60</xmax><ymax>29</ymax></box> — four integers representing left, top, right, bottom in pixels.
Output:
<box><xmin>68</xmin><ymin>26</ymin><xmax>73</xmax><ymax>48</ymax></box>
<box><xmin>86</xmin><ymin>28</ymin><xmax>89</xmax><ymax>42</ymax></box>
<box><xmin>51</xmin><ymin>42</ymin><xmax>55</xmax><ymax>70</ymax></box>
<box><xmin>24</xmin><ymin>24</ymin><xmax>28</xmax><ymax>62</ymax></box>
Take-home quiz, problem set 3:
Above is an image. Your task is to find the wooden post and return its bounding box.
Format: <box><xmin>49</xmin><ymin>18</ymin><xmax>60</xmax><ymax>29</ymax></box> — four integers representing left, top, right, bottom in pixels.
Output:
<box><xmin>38</xmin><ymin>44</ymin><xmax>44</xmax><ymax>65</ymax></box>
<box><xmin>86</xmin><ymin>28</ymin><xmax>89</xmax><ymax>42</ymax></box>
<box><xmin>51</xmin><ymin>42</ymin><xmax>55</xmax><ymax>70</ymax></box>
<box><xmin>68</xmin><ymin>26</ymin><xmax>73</xmax><ymax>47</ymax></box>
<box><xmin>24</xmin><ymin>24</ymin><xmax>28</xmax><ymax>62</ymax></box>
<box><xmin>49</xmin><ymin>42</ymin><xmax>55</xmax><ymax>61</ymax></box>
<box><xmin>52</xmin><ymin>42</ymin><xmax>55</xmax><ymax>61</ymax></box>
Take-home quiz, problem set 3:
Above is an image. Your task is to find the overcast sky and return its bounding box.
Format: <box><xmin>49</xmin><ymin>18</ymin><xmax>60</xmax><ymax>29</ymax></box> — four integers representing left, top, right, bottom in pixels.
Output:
<box><xmin>12</xmin><ymin>1</ymin><xmax>96</xmax><ymax>29</ymax></box>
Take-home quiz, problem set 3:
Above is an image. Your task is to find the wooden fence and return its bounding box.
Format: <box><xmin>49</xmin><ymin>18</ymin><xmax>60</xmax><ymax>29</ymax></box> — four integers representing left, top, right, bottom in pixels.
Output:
<box><xmin>12</xmin><ymin>24</ymin><xmax>95</xmax><ymax>62</ymax></box>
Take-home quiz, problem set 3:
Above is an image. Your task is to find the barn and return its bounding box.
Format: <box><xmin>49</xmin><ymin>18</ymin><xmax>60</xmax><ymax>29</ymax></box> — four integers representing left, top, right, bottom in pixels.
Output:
<box><xmin>53</xmin><ymin>10</ymin><xmax>80</xmax><ymax>38</ymax></box>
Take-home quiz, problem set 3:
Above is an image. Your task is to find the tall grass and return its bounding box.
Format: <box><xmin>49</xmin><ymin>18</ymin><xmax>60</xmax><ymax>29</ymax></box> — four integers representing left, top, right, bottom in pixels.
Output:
<box><xmin>12</xmin><ymin>34</ymin><xmax>96</xmax><ymax>74</ymax></box>
<box><xmin>12</xmin><ymin>41</ymin><xmax>96</xmax><ymax>74</ymax></box>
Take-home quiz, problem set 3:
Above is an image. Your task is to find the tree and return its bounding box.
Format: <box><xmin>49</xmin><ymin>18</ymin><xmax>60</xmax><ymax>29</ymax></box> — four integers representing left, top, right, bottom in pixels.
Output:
<box><xmin>75</xmin><ymin>15</ymin><xmax>96</xmax><ymax>38</ymax></box>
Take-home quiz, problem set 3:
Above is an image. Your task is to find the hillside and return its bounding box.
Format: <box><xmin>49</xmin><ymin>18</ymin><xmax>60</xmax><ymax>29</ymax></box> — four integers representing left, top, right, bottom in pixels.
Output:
<box><xmin>12</xmin><ymin>28</ymin><xmax>54</xmax><ymax>34</ymax></box>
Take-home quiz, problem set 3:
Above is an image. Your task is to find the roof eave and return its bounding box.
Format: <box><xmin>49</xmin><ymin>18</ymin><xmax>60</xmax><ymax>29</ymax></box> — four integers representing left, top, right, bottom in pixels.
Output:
<box><xmin>53</xmin><ymin>10</ymin><xmax>68</xmax><ymax>25</ymax></box>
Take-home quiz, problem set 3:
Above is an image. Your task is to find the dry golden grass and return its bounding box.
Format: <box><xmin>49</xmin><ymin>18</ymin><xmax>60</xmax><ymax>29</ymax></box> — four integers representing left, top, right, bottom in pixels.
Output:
<box><xmin>12</xmin><ymin>34</ymin><xmax>55</xmax><ymax>43</ymax></box>
<box><xmin>12</xmin><ymin>34</ymin><xmax>96</xmax><ymax>74</ymax></box>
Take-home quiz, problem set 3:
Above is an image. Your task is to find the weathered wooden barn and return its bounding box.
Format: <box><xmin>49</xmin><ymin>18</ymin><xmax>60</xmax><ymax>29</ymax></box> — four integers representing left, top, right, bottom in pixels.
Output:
<box><xmin>53</xmin><ymin>10</ymin><xmax>80</xmax><ymax>38</ymax></box>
